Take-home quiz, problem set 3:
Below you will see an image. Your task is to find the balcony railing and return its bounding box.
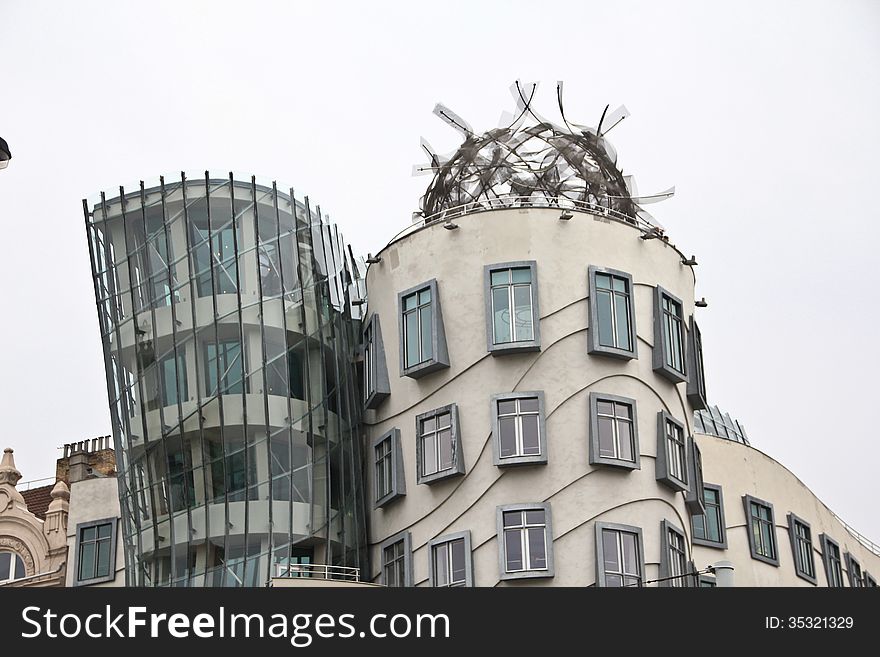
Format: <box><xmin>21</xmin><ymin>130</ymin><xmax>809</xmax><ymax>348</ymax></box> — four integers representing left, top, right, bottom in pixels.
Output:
<box><xmin>273</xmin><ymin>563</ymin><xmax>361</xmax><ymax>582</ymax></box>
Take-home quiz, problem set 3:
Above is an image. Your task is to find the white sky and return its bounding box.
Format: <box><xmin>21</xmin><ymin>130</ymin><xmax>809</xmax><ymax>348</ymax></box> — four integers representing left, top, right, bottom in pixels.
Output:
<box><xmin>1</xmin><ymin>0</ymin><xmax>878</xmax><ymax>541</ymax></box>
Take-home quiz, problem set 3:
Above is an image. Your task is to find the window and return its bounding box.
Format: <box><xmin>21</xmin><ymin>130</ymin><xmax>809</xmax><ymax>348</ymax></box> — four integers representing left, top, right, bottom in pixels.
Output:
<box><xmin>416</xmin><ymin>404</ymin><xmax>465</xmax><ymax>484</ymax></box>
<box><xmin>485</xmin><ymin>262</ymin><xmax>540</xmax><ymax>354</ymax></box>
<box><xmin>0</xmin><ymin>551</ymin><xmax>26</xmax><ymax>584</ymax></box>
<box><xmin>595</xmin><ymin>522</ymin><xmax>645</xmax><ymax>587</ymax></box>
<box><xmin>74</xmin><ymin>519</ymin><xmax>118</xmax><ymax>585</ymax></box>
<box><xmin>684</xmin><ymin>436</ymin><xmax>705</xmax><ymax>514</ymax></box>
<box><xmin>363</xmin><ymin>314</ymin><xmax>390</xmax><ymax>409</ymax></box>
<box><xmin>786</xmin><ymin>513</ymin><xmax>817</xmax><ymax>585</ymax></box>
<box><xmin>398</xmin><ymin>279</ymin><xmax>449</xmax><ymax>378</ymax></box>
<box><xmin>743</xmin><ymin>495</ymin><xmax>779</xmax><ymax>566</ymax></box>
<box><xmin>686</xmin><ymin>317</ymin><xmax>708</xmax><ymax>410</ymax></box>
<box><xmin>491</xmin><ymin>392</ymin><xmax>547</xmax><ymax>467</ymax></box>
<box><xmin>588</xmin><ymin>266</ymin><xmax>637</xmax><ymax>359</ymax></box>
<box><xmin>192</xmin><ymin>221</ymin><xmax>239</xmax><ymax>297</ymax></box>
<box><xmin>158</xmin><ymin>351</ymin><xmax>188</xmax><ymax>407</ymax></box>
<box><xmin>589</xmin><ymin>393</ymin><xmax>640</xmax><ymax>470</ymax></box>
<box><xmin>660</xmin><ymin>520</ymin><xmax>689</xmax><ymax>588</ymax></box>
<box><xmin>380</xmin><ymin>531</ymin><xmax>412</xmax><ymax>587</ymax></box>
<box><xmin>205</xmin><ymin>338</ymin><xmax>245</xmax><ymax>395</ymax></box>
<box><xmin>653</xmin><ymin>286</ymin><xmax>687</xmax><ymax>383</ymax></box>
<box><xmin>429</xmin><ymin>531</ymin><xmax>473</xmax><ymax>587</ymax></box>
<box><xmin>655</xmin><ymin>412</ymin><xmax>689</xmax><ymax>492</ymax></box>
<box><xmin>820</xmin><ymin>534</ymin><xmax>844</xmax><ymax>587</ymax></box>
<box><xmin>699</xmin><ymin>574</ymin><xmax>717</xmax><ymax>587</ymax></box>
<box><xmin>865</xmin><ymin>572</ymin><xmax>877</xmax><ymax>587</ymax></box>
<box><xmin>845</xmin><ymin>553</ymin><xmax>863</xmax><ymax>588</ymax></box>
<box><xmin>692</xmin><ymin>483</ymin><xmax>727</xmax><ymax>548</ymax></box>
<box><xmin>497</xmin><ymin>503</ymin><xmax>554</xmax><ymax>580</ymax></box>
<box><xmin>372</xmin><ymin>428</ymin><xmax>405</xmax><ymax>508</ymax></box>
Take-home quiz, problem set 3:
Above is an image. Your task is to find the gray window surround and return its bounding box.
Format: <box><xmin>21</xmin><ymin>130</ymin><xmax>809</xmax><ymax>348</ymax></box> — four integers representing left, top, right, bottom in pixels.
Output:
<box><xmin>655</xmin><ymin>411</ymin><xmax>689</xmax><ymax>493</ymax></box>
<box><xmin>686</xmin><ymin>316</ymin><xmax>708</xmax><ymax>411</ymax></box>
<box><xmin>684</xmin><ymin>436</ymin><xmax>705</xmax><ymax>514</ymax></box>
<box><xmin>72</xmin><ymin>517</ymin><xmax>119</xmax><ymax>586</ymax></box>
<box><xmin>428</xmin><ymin>530</ymin><xmax>474</xmax><ymax>587</ymax></box>
<box><xmin>415</xmin><ymin>404</ymin><xmax>465</xmax><ymax>485</ymax></box>
<box><xmin>588</xmin><ymin>392</ymin><xmax>641</xmax><ymax>471</ymax></box>
<box><xmin>844</xmin><ymin>552</ymin><xmax>863</xmax><ymax>588</ymax></box>
<box><xmin>379</xmin><ymin>530</ymin><xmax>413</xmax><ymax>587</ymax></box>
<box><xmin>659</xmin><ymin>520</ymin><xmax>690</xmax><ymax>588</ymax></box>
<box><xmin>865</xmin><ymin>572</ymin><xmax>877</xmax><ymax>587</ymax></box>
<box><xmin>484</xmin><ymin>261</ymin><xmax>541</xmax><ymax>355</ymax></box>
<box><xmin>691</xmin><ymin>483</ymin><xmax>728</xmax><ymax>549</ymax></box>
<box><xmin>742</xmin><ymin>495</ymin><xmax>780</xmax><ymax>567</ymax></box>
<box><xmin>491</xmin><ymin>391</ymin><xmax>548</xmax><ymax>467</ymax></box>
<box><xmin>587</xmin><ymin>266</ymin><xmax>638</xmax><ymax>360</ymax></box>
<box><xmin>652</xmin><ymin>285</ymin><xmax>688</xmax><ymax>384</ymax></box>
<box><xmin>594</xmin><ymin>521</ymin><xmax>646</xmax><ymax>588</ymax></box>
<box><xmin>496</xmin><ymin>503</ymin><xmax>555</xmax><ymax>581</ymax></box>
<box><xmin>820</xmin><ymin>533</ymin><xmax>844</xmax><ymax>588</ymax></box>
<box><xmin>397</xmin><ymin>278</ymin><xmax>450</xmax><ymax>379</ymax></box>
<box><xmin>363</xmin><ymin>313</ymin><xmax>391</xmax><ymax>410</ymax></box>
<box><xmin>786</xmin><ymin>512</ymin><xmax>817</xmax><ymax>585</ymax></box>
<box><xmin>372</xmin><ymin>428</ymin><xmax>406</xmax><ymax>509</ymax></box>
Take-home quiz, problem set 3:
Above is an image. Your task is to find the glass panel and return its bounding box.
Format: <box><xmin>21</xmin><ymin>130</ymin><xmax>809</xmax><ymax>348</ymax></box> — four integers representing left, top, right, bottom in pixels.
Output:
<box><xmin>612</xmin><ymin>277</ymin><xmax>627</xmax><ymax>293</ymax></box>
<box><xmin>521</xmin><ymin>415</ymin><xmax>540</xmax><ymax>455</ymax></box>
<box><xmin>596</xmin><ymin>400</ymin><xmax>614</xmax><ymax>416</ymax></box>
<box><xmin>98</xmin><ymin>523</ymin><xmax>112</xmax><ymax>539</ymax></box>
<box><xmin>502</xmin><ymin>511</ymin><xmax>521</xmax><ymax>528</ymax></box>
<box><xmin>596</xmin><ymin>291</ymin><xmax>613</xmax><ymax>346</ymax></box>
<box><xmin>504</xmin><ymin>529</ymin><xmax>523</xmax><ymax>571</ymax></box>
<box><xmin>598</xmin><ymin>416</ymin><xmax>615</xmax><ymax>457</ymax></box>
<box><xmin>497</xmin><ymin>399</ymin><xmax>517</xmax><ymax>415</ymax></box>
<box><xmin>618</xmin><ymin>421</ymin><xmax>633</xmax><ymax>461</ymax></box>
<box><xmin>436</xmin><ymin>412</ymin><xmax>451</xmax><ymax>429</ymax></box>
<box><xmin>97</xmin><ymin>538</ymin><xmax>112</xmax><ymax>577</ymax></box>
<box><xmin>527</xmin><ymin>527</ymin><xmax>546</xmax><ymax>569</ymax></box>
<box><xmin>13</xmin><ymin>555</ymin><xmax>25</xmax><ymax>580</ymax></box>
<box><xmin>511</xmin><ymin>267</ymin><xmax>531</xmax><ymax>284</ymax></box>
<box><xmin>491</xmin><ymin>270</ymin><xmax>509</xmax><ymax>286</ymax></box>
<box><xmin>606</xmin><ymin>574</ymin><xmax>623</xmax><ymax>587</ymax></box>
<box><xmin>706</xmin><ymin>507</ymin><xmax>720</xmax><ymax>542</ymax></box>
<box><xmin>602</xmin><ymin>531</ymin><xmax>619</xmax><ymax>573</ymax></box>
<box><xmin>438</xmin><ymin>428</ymin><xmax>453</xmax><ymax>470</ymax></box>
<box><xmin>0</xmin><ymin>553</ymin><xmax>9</xmax><ymax>581</ymax></box>
<box><xmin>433</xmin><ymin>544</ymin><xmax>448</xmax><ymax>587</ymax></box>
<box><xmin>595</xmin><ymin>273</ymin><xmax>611</xmax><ymax>290</ymax></box>
<box><xmin>499</xmin><ymin>417</ymin><xmax>518</xmax><ymax>458</ymax></box>
<box><xmin>421</xmin><ymin>433</ymin><xmax>436</xmax><ymax>476</ymax></box>
<box><xmin>79</xmin><ymin>542</ymin><xmax>96</xmax><ymax>580</ymax></box>
<box><xmin>519</xmin><ymin>397</ymin><xmax>539</xmax><ymax>413</ymax></box>
<box><xmin>492</xmin><ymin>287</ymin><xmax>511</xmax><ymax>344</ymax></box>
<box><xmin>421</xmin><ymin>416</ymin><xmax>436</xmax><ymax>433</ymax></box>
<box><xmin>622</xmin><ymin>533</ymin><xmax>639</xmax><ymax>575</ymax></box>
<box><xmin>693</xmin><ymin>513</ymin><xmax>706</xmax><ymax>540</ymax></box>
<box><xmin>513</xmin><ymin>285</ymin><xmax>533</xmax><ymax>341</ymax></box>
<box><xmin>525</xmin><ymin>509</ymin><xmax>544</xmax><ymax>525</ymax></box>
<box><xmin>82</xmin><ymin>526</ymin><xmax>97</xmax><ymax>542</ymax></box>
<box><xmin>418</xmin><ymin>288</ymin><xmax>431</xmax><ymax>305</ymax></box>
<box><xmin>615</xmin><ymin>403</ymin><xmax>631</xmax><ymax>420</ymax></box>
<box><xmin>450</xmin><ymin>539</ymin><xmax>466</xmax><ymax>584</ymax></box>
<box><xmin>420</xmin><ymin>305</ymin><xmax>433</xmax><ymax>361</ymax></box>
<box><xmin>404</xmin><ymin>312</ymin><xmax>420</xmax><ymax>367</ymax></box>
<box><xmin>403</xmin><ymin>293</ymin><xmax>416</xmax><ymax>311</ymax></box>
<box><xmin>614</xmin><ymin>294</ymin><xmax>630</xmax><ymax>350</ymax></box>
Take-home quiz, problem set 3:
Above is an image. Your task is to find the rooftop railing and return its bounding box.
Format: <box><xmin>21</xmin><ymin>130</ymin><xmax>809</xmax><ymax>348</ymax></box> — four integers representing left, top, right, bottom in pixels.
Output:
<box><xmin>273</xmin><ymin>563</ymin><xmax>361</xmax><ymax>582</ymax></box>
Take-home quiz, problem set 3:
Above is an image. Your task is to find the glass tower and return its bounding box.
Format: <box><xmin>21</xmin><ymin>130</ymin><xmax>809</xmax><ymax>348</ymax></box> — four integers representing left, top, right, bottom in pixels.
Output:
<box><xmin>83</xmin><ymin>172</ymin><xmax>368</xmax><ymax>586</ymax></box>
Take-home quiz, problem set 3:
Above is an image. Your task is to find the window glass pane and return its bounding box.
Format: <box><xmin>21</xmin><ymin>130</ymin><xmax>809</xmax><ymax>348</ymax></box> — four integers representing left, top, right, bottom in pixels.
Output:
<box><xmin>405</xmin><ymin>312</ymin><xmax>420</xmax><ymax>367</ymax></box>
<box><xmin>497</xmin><ymin>399</ymin><xmax>517</xmax><ymax>415</ymax></box>
<box><xmin>13</xmin><ymin>555</ymin><xmax>25</xmax><ymax>579</ymax></box>
<box><xmin>528</xmin><ymin>527</ymin><xmax>546</xmax><ymax>569</ymax></box>
<box><xmin>82</xmin><ymin>526</ymin><xmax>97</xmax><ymax>542</ymax></box>
<box><xmin>596</xmin><ymin>273</ymin><xmax>611</xmax><ymax>290</ymax></box>
<box><xmin>602</xmin><ymin>530</ymin><xmax>619</xmax><ymax>573</ymax></box>
<box><xmin>450</xmin><ymin>540</ymin><xmax>466</xmax><ymax>583</ymax></box>
<box><xmin>525</xmin><ymin>509</ymin><xmax>545</xmax><ymax>525</ymax></box>
<box><xmin>622</xmin><ymin>533</ymin><xmax>639</xmax><ymax>575</ymax></box>
<box><xmin>433</xmin><ymin>544</ymin><xmax>448</xmax><ymax>587</ymax></box>
<box><xmin>606</xmin><ymin>574</ymin><xmax>623</xmax><ymax>587</ymax></box>
<box><xmin>503</xmin><ymin>511</ymin><xmax>521</xmax><ymax>528</ymax></box>
<box><xmin>706</xmin><ymin>507</ymin><xmax>721</xmax><ymax>542</ymax></box>
<box><xmin>98</xmin><ymin>523</ymin><xmax>112</xmax><ymax>539</ymax></box>
<box><xmin>421</xmin><ymin>416</ymin><xmax>436</xmax><ymax>433</ymax></box>
<box><xmin>615</xmin><ymin>403</ymin><xmax>631</xmax><ymax>420</ymax></box>
<box><xmin>504</xmin><ymin>529</ymin><xmax>523</xmax><ymax>571</ymax></box>
<box><xmin>404</xmin><ymin>293</ymin><xmax>416</xmax><ymax>311</ymax></box>
<box><xmin>491</xmin><ymin>270</ymin><xmax>509</xmax><ymax>286</ymax></box>
<box><xmin>521</xmin><ymin>415</ymin><xmax>540</xmax><ymax>455</ymax></box>
<box><xmin>421</xmin><ymin>433</ymin><xmax>436</xmax><ymax>475</ymax></box>
<box><xmin>419</xmin><ymin>288</ymin><xmax>431</xmax><ymax>305</ymax></box>
<box><xmin>597</xmin><ymin>400</ymin><xmax>614</xmax><ymax>416</ymax></box>
<box><xmin>618</xmin><ymin>421</ymin><xmax>633</xmax><ymax>461</ymax></box>
<box><xmin>511</xmin><ymin>267</ymin><xmax>531</xmax><ymax>284</ymax></box>
<box><xmin>693</xmin><ymin>513</ymin><xmax>706</xmax><ymax>540</ymax></box>
<box><xmin>0</xmin><ymin>553</ymin><xmax>9</xmax><ymax>581</ymax></box>
<box><xmin>420</xmin><ymin>305</ymin><xmax>433</xmax><ymax>361</ymax></box>
<box><xmin>437</xmin><ymin>412</ymin><xmax>451</xmax><ymax>429</ymax></box>
<box><xmin>492</xmin><ymin>287</ymin><xmax>511</xmax><ymax>344</ymax></box>
<box><xmin>438</xmin><ymin>428</ymin><xmax>453</xmax><ymax>470</ymax></box>
<box><xmin>612</xmin><ymin>277</ymin><xmax>627</xmax><ymax>293</ymax></box>
<box><xmin>499</xmin><ymin>417</ymin><xmax>518</xmax><ymax>458</ymax></box>
<box><xmin>598</xmin><ymin>416</ymin><xmax>615</xmax><ymax>457</ymax></box>
<box><xmin>97</xmin><ymin>539</ymin><xmax>112</xmax><ymax>577</ymax></box>
<box><xmin>614</xmin><ymin>294</ymin><xmax>630</xmax><ymax>350</ymax></box>
<box><xmin>596</xmin><ymin>291</ymin><xmax>614</xmax><ymax>346</ymax></box>
<box><xmin>513</xmin><ymin>285</ymin><xmax>533</xmax><ymax>341</ymax></box>
<box><xmin>79</xmin><ymin>543</ymin><xmax>96</xmax><ymax>580</ymax></box>
<box><xmin>519</xmin><ymin>397</ymin><xmax>539</xmax><ymax>413</ymax></box>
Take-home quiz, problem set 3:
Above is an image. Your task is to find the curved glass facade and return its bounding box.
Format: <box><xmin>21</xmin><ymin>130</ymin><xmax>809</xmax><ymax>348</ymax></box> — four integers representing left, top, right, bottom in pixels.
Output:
<box><xmin>83</xmin><ymin>172</ymin><xmax>368</xmax><ymax>586</ymax></box>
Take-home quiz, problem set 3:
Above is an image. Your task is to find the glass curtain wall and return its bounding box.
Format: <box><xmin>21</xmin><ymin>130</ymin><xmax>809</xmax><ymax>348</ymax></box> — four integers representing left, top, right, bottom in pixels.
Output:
<box><xmin>83</xmin><ymin>172</ymin><xmax>368</xmax><ymax>586</ymax></box>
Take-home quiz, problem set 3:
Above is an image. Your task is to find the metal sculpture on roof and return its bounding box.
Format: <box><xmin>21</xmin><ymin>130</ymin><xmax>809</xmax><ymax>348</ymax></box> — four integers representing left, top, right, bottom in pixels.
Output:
<box><xmin>417</xmin><ymin>82</ymin><xmax>673</xmax><ymax>229</ymax></box>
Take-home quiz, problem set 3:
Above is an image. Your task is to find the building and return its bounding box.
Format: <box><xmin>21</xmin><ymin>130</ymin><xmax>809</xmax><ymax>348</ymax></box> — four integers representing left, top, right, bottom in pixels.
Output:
<box><xmin>82</xmin><ymin>173</ymin><xmax>368</xmax><ymax>587</ymax></box>
<box><xmin>358</xmin><ymin>88</ymin><xmax>880</xmax><ymax>587</ymax></box>
<box><xmin>0</xmin><ymin>438</ymin><xmax>124</xmax><ymax>587</ymax></box>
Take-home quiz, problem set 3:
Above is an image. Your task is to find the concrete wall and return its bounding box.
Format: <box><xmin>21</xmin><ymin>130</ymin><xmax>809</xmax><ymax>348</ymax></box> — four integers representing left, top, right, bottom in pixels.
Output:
<box><xmin>364</xmin><ymin>208</ymin><xmax>700</xmax><ymax>586</ymax></box>
<box><xmin>65</xmin><ymin>477</ymin><xmax>124</xmax><ymax>587</ymax></box>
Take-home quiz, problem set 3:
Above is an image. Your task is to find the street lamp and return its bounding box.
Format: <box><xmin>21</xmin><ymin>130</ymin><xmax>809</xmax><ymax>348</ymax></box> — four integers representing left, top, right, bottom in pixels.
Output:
<box><xmin>0</xmin><ymin>137</ymin><xmax>11</xmax><ymax>169</ymax></box>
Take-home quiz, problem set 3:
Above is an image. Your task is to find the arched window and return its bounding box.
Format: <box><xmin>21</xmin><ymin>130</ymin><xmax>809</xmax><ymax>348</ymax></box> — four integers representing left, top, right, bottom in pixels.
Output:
<box><xmin>0</xmin><ymin>551</ymin><xmax>26</xmax><ymax>584</ymax></box>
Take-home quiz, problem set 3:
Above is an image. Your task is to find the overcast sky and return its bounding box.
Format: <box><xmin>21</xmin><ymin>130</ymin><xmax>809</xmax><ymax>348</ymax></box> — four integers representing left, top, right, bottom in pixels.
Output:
<box><xmin>1</xmin><ymin>0</ymin><xmax>878</xmax><ymax>541</ymax></box>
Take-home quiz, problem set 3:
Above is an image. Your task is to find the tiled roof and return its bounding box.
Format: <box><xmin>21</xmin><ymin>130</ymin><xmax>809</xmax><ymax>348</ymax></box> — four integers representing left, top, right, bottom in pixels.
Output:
<box><xmin>21</xmin><ymin>484</ymin><xmax>54</xmax><ymax>520</ymax></box>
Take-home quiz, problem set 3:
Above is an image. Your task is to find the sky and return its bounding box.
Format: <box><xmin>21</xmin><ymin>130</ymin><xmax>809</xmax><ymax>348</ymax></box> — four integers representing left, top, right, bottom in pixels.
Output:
<box><xmin>1</xmin><ymin>0</ymin><xmax>878</xmax><ymax>541</ymax></box>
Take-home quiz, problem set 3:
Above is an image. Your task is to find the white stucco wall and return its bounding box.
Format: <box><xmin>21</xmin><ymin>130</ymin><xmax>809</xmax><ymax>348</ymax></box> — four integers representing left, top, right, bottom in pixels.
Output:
<box><xmin>65</xmin><ymin>477</ymin><xmax>125</xmax><ymax>587</ymax></box>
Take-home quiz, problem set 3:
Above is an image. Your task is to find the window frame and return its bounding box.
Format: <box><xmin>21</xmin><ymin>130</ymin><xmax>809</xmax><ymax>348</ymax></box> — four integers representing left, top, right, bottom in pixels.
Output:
<box><xmin>587</xmin><ymin>266</ymin><xmax>638</xmax><ymax>360</ymax></box>
<box><xmin>363</xmin><ymin>313</ymin><xmax>391</xmax><ymax>410</ymax></box>
<box><xmin>496</xmin><ymin>503</ymin><xmax>555</xmax><ymax>581</ymax></box>
<box><xmin>588</xmin><ymin>392</ymin><xmax>640</xmax><ymax>470</ymax></box>
<box><xmin>415</xmin><ymin>404</ymin><xmax>465</xmax><ymax>485</ymax></box>
<box><xmin>865</xmin><ymin>571</ymin><xmax>877</xmax><ymax>587</ymax></box>
<box><xmin>73</xmin><ymin>517</ymin><xmax>119</xmax><ymax>586</ymax></box>
<box><xmin>820</xmin><ymin>534</ymin><xmax>844</xmax><ymax>587</ymax></box>
<box><xmin>397</xmin><ymin>278</ymin><xmax>450</xmax><ymax>379</ymax></box>
<box><xmin>786</xmin><ymin>512</ymin><xmax>817</xmax><ymax>585</ymax></box>
<box><xmin>428</xmin><ymin>530</ymin><xmax>474</xmax><ymax>587</ymax></box>
<box><xmin>594</xmin><ymin>521</ymin><xmax>646</xmax><ymax>588</ymax></box>
<box><xmin>655</xmin><ymin>411</ymin><xmax>689</xmax><ymax>492</ymax></box>
<box><xmin>372</xmin><ymin>428</ymin><xmax>406</xmax><ymax>508</ymax></box>
<box><xmin>484</xmin><ymin>261</ymin><xmax>541</xmax><ymax>355</ymax></box>
<box><xmin>691</xmin><ymin>482</ymin><xmax>728</xmax><ymax>549</ymax></box>
<box><xmin>379</xmin><ymin>530</ymin><xmax>412</xmax><ymax>587</ymax></box>
<box><xmin>742</xmin><ymin>495</ymin><xmax>780</xmax><ymax>567</ymax></box>
<box><xmin>652</xmin><ymin>285</ymin><xmax>688</xmax><ymax>383</ymax></box>
<box><xmin>844</xmin><ymin>552</ymin><xmax>863</xmax><ymax>588</ymax></box>
<box><xmin>491</xmin><ymin>391</ymin><xmax>548</xmax><ymax>467</ymax></box>
<box><xmin>0</xmin><ymin>551</ymin><xmax>27</xmax><ymax>584</ymax></box>
<box><xmin>684</xmin><ymin>436</ymin><xmax>705</xmax><ymax>514</ymax></box>
<box><xmin>204</xmin><ymin>337</ymin><xmax>246</xmax><ymax>396</ymax></box>
<box><xmin>659</xmin><ymin>520</ymin><xmax>691</xmax><ymax>588</ymax></box>
<box><xmin>686</xmin><ymin>316</ymin><xmax>708</xmax><ymax>410</ymax></box>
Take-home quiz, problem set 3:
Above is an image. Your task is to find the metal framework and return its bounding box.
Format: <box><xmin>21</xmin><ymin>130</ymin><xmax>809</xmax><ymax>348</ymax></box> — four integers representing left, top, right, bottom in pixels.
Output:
<box><xmin>83</xmin><ymin>172</ymin><xmax>368</xmax><ymax>586</ymax></box>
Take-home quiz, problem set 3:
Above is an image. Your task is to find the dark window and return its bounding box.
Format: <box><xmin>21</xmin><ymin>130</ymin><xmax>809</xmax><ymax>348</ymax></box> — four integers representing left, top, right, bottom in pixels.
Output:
<box><xmin>692</xmin><ymin>484</ymin><xmax>727</xmax><ymax>548</ymax></box>
<box><xmin>158</xmin><ymin>351</ymin><xmax>187</xmax><ymax>407</ymax></box>
<box><xmin>653</xmin><ymin>286</ymin><xmax>687</xmax><ymax>382</ymax></box>
<box><xmin>501</xmin><ymin>508</ymin><xmax>549</xmax><ymax>574</ymax></box>
<box><xmin>205</xmin><ymin>339</ymin><xmax>244</xmax><ymax>395</ymax></box>
<box><xmin>588</xmin><ymin>267</ymin><xmax>637</xmax><ymax>360</ymax></box>
<box><xmin>192</xmin><ymin>222</ymin><xmax>238</xmax><ymax>297</ymax></box>
<box><xmin>845</xmin><ymin>553</ymin><xmax>863</xmax><ymax>588</ymax></box>
<box><xmin>787</xmin><ymin>513</ymin><xmax>816</xmax><ymax>584</ymax></box>
<box><xmin>686</xmin><ymin>317</ymin><xmax>708</xmax><ymax>410</ymax></box>
<box><xmin>0</xmin><ymin>551</ymin><xmax>26</xmax><ymax>584</ymax></box>
<box><xmin>402</xmin><ymin>287</ymin><xmax>434</xmax><ymax>368</ymax></box>
<box><xmin>656</xmin><ymin>412</ymin><xmax>688</xmax><ymax>492</ymax></box>
<box><xmin>485</xmin><ymin>262</ymin><xmax>541</xmax><ymax>354</ymax></box>
<box><xmin>743</xmin><ymin>495</ymin><xmax>779</xmax><ymax>566</ymax></box>
<box><xmin>660</xmin><ymin>521</ymin><xmax>688</xmax><ymax>588</ymax></box>
<box><xmin>492</xmin><ymin>392</ymin><xmax>547</xmax><ymax>466</ymax></box>
<box><xmin>821</xmin><ymin>534</ymin><xmax>844</xmax><ymax>587</ymax></box>
<box><xmin>77</xmin><ymin>522</ymin><xmax>114</xmax><ymax>582</ymax></box>
<box><xmin>429</xmin><ymin>532</ymin><xmax>473</xmax><ymax>587</ymax></box>
<box><xmin>381</xmin><ymin>532</ymin><xmax>411</xmax><ymax>587</ymax></box>
<box><xmin>416</xmin><ymin>405</ymin><xmax>464</xmax><ymax>484</ymax></box>
<box><xmin>596</xmin><ymin>522</ymin><xmax>644</xmax><ymax>587</ymax></box>
<box><xmin>590</xmin><ymin>393</ymin><xmax>639</xmax><ymax>469</ymax></box>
